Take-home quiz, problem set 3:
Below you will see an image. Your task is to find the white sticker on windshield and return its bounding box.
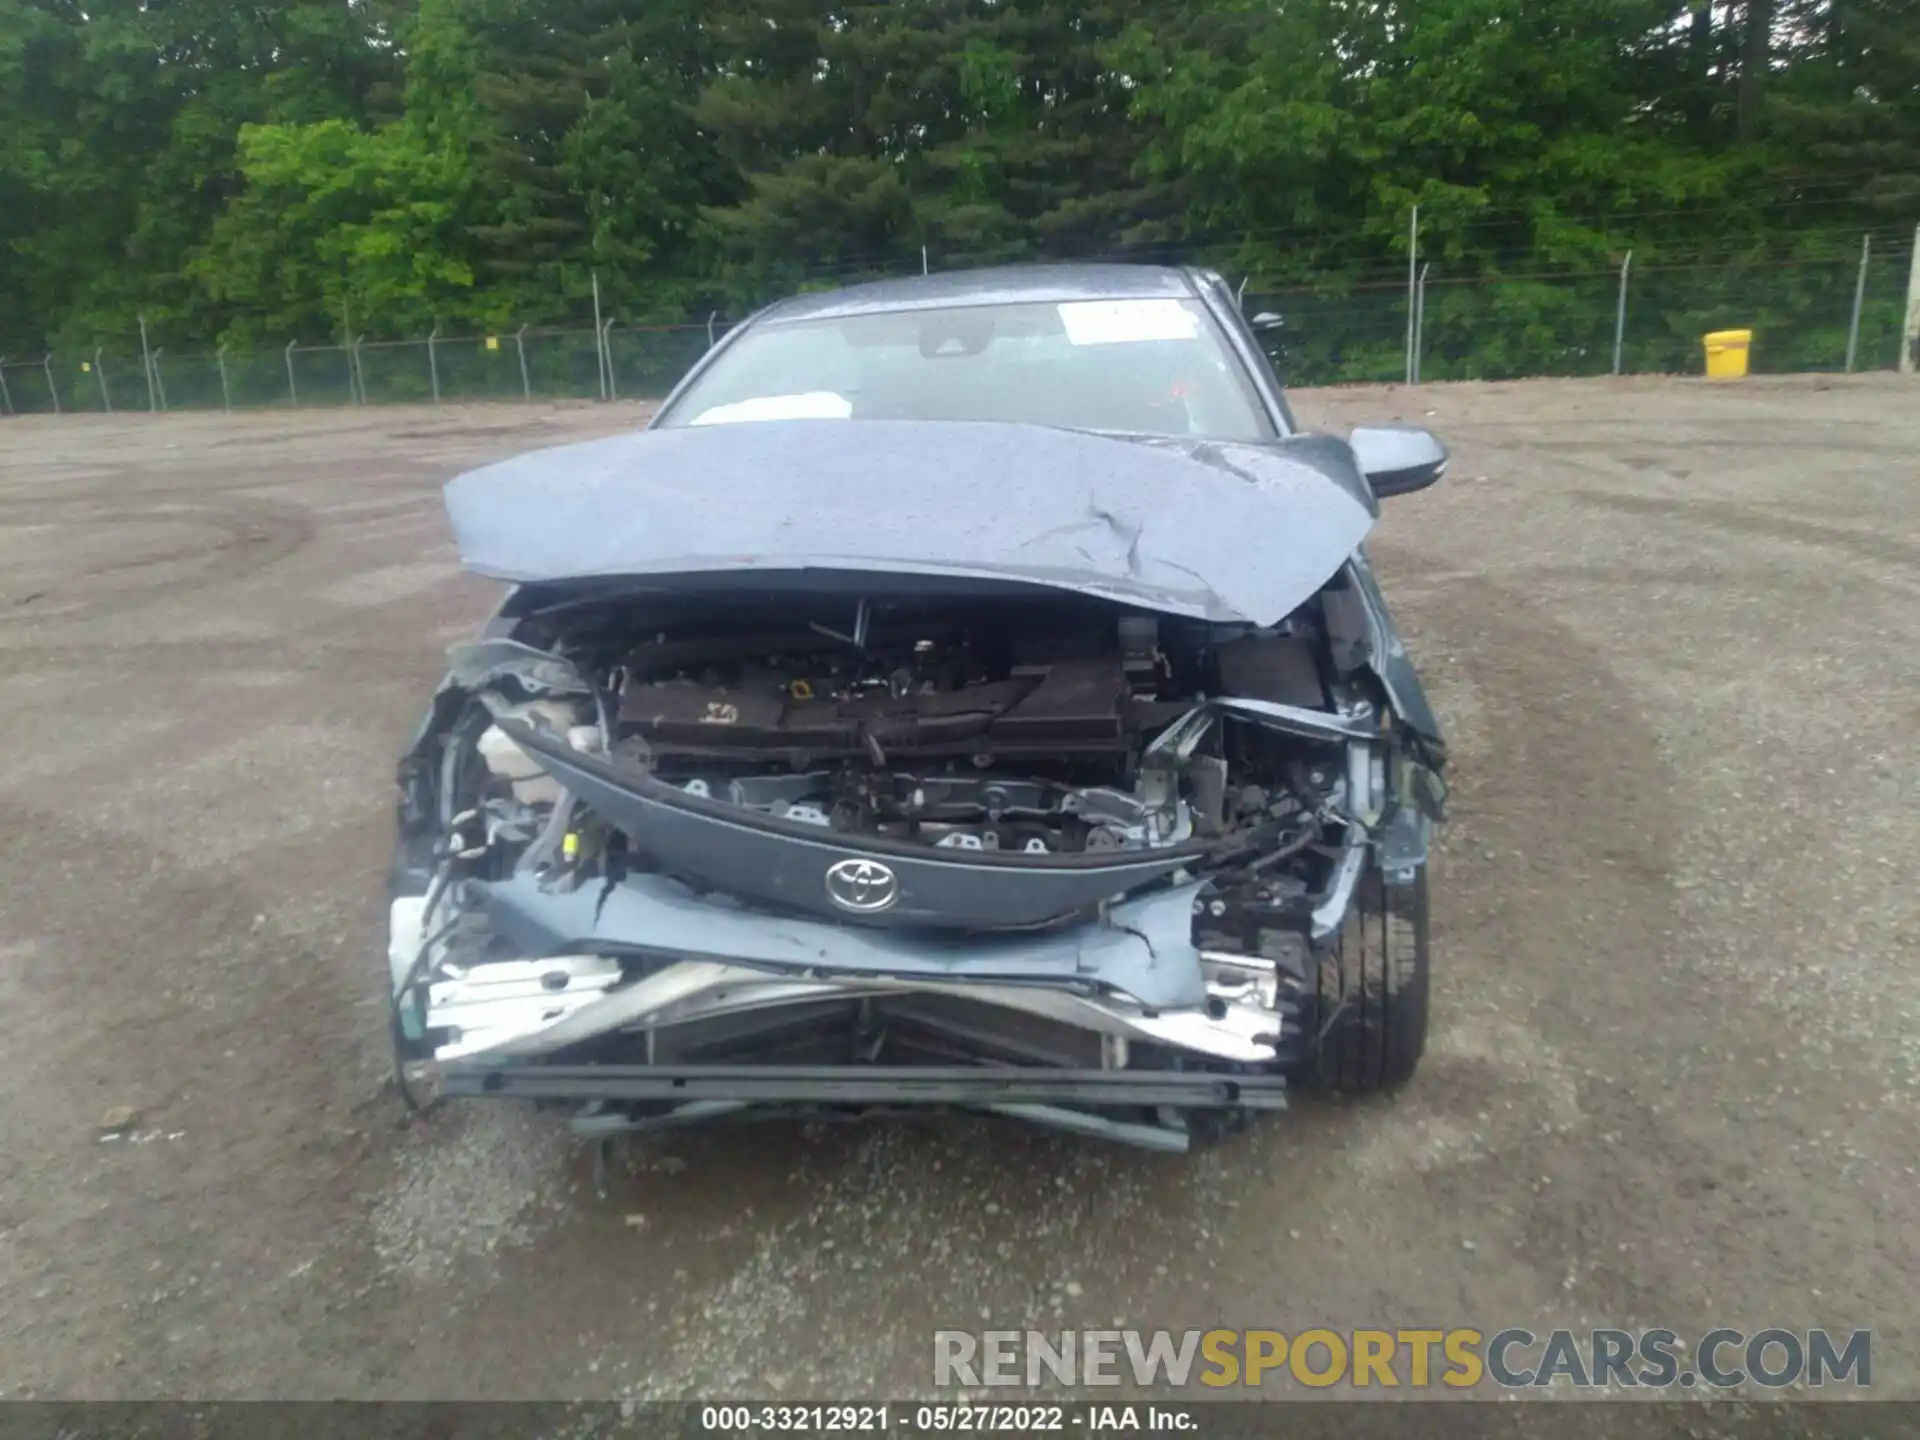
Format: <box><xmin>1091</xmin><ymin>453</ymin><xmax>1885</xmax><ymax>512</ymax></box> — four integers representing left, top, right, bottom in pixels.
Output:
<box><xmin>690</xmin><ymin>392</ymin><xmax>853</xmax><ymax>425</ymax></box>
<box><xmin>1058</xmin><ymin>299</ymin><xmax>1200</xmax><ymax>346</ymax></box>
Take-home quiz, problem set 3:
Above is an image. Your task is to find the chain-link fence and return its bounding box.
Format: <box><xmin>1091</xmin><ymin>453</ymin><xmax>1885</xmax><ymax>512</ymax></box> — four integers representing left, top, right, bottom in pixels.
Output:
<box><xmin>0</xmin><ymin>321</ymin><xmax>732</xmax><ymax>416</ymax></box>
<box><xmin>2</xmin><ymin>239</ymin><xmax>1913</xmax><ymax>417</ymax></box>
<box><xmin>1249</xmin><ymin>244</ymin><xmax>1914</xmax><ymax>387</ymax></box>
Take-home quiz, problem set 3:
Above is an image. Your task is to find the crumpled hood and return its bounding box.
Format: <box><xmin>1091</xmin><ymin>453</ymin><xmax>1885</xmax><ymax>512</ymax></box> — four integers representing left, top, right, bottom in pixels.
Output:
<box><xmin>444</xmin><ymin>419</ymin><xmax>1377</xmax><ymax>625</ymax></box>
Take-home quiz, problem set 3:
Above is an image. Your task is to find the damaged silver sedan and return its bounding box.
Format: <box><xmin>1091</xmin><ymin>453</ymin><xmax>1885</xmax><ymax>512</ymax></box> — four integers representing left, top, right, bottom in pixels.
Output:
<box><xmin>388</xmin><ymin>264</ymin><xmax>1449</xmax><ymax>1152</ymax></box>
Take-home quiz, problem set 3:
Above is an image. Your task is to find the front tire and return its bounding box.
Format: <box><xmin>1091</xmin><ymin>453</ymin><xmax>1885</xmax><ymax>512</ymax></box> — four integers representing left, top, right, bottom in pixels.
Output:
<box><xmin>1305</xmin><ymin>866</ymin><xmax>1430</xmax><ymax>1092</ymax></box>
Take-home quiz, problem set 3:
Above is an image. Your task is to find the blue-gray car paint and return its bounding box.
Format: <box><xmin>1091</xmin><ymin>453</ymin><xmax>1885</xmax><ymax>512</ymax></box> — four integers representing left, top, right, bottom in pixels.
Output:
<box><xmin>444</xmin><ymin>419</ymin><xmax>1378</xmax><ymax>626</ymax></box>
<box><xmin>401</xmin><ymin>265</ymin><xmax>1447</xmax><ymax>1002</ymax></box>
<box><xmin>496</xmin><ymin>715</ymin><xmax>1208</xmax><ymax>933</ymax></box>
<box><xmin>626</xmin><ymin>261</ymin><xmax>1429</xmax><ymax>737</ymax></box>
<box><xmin>479</xmin><ymin>868</ymin><xmax>1214</xmax><ymax>1012</ymax></box>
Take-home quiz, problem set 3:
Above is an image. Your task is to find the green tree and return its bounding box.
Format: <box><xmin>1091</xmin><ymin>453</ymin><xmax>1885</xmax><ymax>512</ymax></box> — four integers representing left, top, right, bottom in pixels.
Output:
<box><xmin>1769</xmin><ymin>0</ymin><xmax>1920</xmax><ymax>208</ymax></box>
<box><xmin>0</xmin><ymin>0</ymin><xmax>1914</xmax><ymax>366</ymax></box>
<box><xmin>694</xmin><ymin>0</ymin><xmax>1185</xmax><ymax>298</ymax></box>
<box><xmin>400</xmin><ymin>0</ymin><xmax>732</xmax><ymax>322</ymax></box>
<box><xmin>193</xmin><ymin>118</ymin><xmax>477</xmax><ymax>342</ymax></box>
<box><xmin>0</xmin><ymin>0</ymin><xmax>401</xmax><ymax>347</ymax></box>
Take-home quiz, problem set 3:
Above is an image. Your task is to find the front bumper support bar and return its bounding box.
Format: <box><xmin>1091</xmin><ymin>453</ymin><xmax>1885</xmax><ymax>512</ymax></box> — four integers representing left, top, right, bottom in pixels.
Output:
<box><xmin>439</xmin><ymin>1063</ymin><xmax>1289</xmax><ymax>1110</ymax></box>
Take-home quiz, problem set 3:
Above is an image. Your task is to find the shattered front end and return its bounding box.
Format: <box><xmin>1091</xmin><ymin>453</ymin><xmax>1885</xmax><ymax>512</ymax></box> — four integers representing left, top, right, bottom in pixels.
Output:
<box><xmin>389</xmin><ymin>588</ymin><xmax>1442</xmax><ymax>1152</ymax></box>
<box><xmin>386</xmin><ymin>422</ymin><xmax>1445</xmax><ymax>1151</ymax></box>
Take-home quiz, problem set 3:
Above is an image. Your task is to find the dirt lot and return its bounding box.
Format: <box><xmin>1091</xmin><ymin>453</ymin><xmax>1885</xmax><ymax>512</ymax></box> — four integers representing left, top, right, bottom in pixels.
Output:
<box><xmin>0</xmin><ymin>376</ymin><xmax>1915</xmax><ymax>1404</ymax></box>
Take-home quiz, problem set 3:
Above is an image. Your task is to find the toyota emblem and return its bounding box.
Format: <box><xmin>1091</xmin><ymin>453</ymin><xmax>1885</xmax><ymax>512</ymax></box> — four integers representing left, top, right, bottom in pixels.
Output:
<box><xmin>824</xmin><ymin>858</ymin><xmax>899</xmax><ymax>913</ymax></box>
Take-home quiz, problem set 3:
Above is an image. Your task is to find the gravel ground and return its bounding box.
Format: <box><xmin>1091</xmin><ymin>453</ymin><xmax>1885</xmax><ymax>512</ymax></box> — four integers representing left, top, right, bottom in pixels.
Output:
<box><xmin>0</xmin><ymin>377</ymin><xmax>1914</xmax><ymax>1405</ymax></box>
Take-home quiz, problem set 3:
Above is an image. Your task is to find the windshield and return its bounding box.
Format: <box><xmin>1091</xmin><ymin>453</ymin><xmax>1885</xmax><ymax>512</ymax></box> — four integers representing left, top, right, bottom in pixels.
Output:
<box><xmin>656</xmin><ymin>297</ymin><xmax>1272</xmax><ymax>441</ymax></box>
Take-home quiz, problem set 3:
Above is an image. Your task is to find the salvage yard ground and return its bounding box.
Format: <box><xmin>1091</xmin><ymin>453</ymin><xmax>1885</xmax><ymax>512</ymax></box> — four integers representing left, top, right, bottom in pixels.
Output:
<box><xmin>0</xmin><ymin>376</ymin><xmax>1915</xmax><ymax>1404</ymax></box>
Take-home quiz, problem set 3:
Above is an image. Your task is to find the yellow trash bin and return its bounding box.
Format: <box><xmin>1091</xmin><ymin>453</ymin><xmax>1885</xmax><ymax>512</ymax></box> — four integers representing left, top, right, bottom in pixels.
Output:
<box><xmin>1703</xmin><ymin>328</ymin><xmax>1752</xmax><ymax>379</ymax></box>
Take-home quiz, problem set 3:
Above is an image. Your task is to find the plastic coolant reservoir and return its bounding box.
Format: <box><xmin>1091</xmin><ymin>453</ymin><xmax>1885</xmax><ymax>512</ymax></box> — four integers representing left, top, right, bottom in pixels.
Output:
<box><xmin>475</xmin><ymin>701</ymin><xmax>597</xmax><ymax>802</ymax></box>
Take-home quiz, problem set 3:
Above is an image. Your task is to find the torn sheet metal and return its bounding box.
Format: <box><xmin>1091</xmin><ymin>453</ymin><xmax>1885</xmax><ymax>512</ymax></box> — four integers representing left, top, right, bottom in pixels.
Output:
<box><xmin>427</xmin><ymin>955</ymin><xmax>1283</xmax><ymax>1064</ymax></box>
<box><xmin>497</xmin><ymin>717</ymin><xmax>1202</xmax><ymax>931</ymax></box>
<box><xmin>475</xmin><ymin>868</ymin><xmax>1213</xmax><ymax>1010</ymax></box>
<box><xmin>444</xmin><ymin>419</ymin><xmax>1377</xmax><ymax>627</ymax></box>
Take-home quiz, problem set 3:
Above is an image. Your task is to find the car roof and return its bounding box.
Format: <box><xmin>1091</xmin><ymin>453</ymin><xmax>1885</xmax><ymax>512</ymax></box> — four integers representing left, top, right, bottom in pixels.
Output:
<box><xmin>755</xmin><ymin>263</ymin><xmax>1206</xmax><ymax>324</ymax></box>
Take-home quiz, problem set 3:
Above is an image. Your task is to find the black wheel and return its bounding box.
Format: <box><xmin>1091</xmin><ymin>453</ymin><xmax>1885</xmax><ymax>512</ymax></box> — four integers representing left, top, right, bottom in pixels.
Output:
<box><xmin>1305</xmin><ymin>865</ymin><xmax>1430</xmax><ymax>1092</ymax></box>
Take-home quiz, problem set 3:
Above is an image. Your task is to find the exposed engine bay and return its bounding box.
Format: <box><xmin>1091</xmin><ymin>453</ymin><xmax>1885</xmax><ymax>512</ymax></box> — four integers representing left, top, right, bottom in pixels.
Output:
<box><xmin>494</xmin><ymin>593</ymin><xmax>1349</xmax><ymax>852</ymax></box>
<box><xmin>390</xmin><ymin>575</ymin><xmax>1447</xmax><ymax>1151</ymax></box>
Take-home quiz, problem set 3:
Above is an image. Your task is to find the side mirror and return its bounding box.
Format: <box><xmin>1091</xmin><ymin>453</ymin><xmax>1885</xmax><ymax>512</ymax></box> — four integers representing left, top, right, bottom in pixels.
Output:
<box><xmin>1350</xmin><ymin>425</ymin><xmax>1447</xmax><ymax>498</ymax></box>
